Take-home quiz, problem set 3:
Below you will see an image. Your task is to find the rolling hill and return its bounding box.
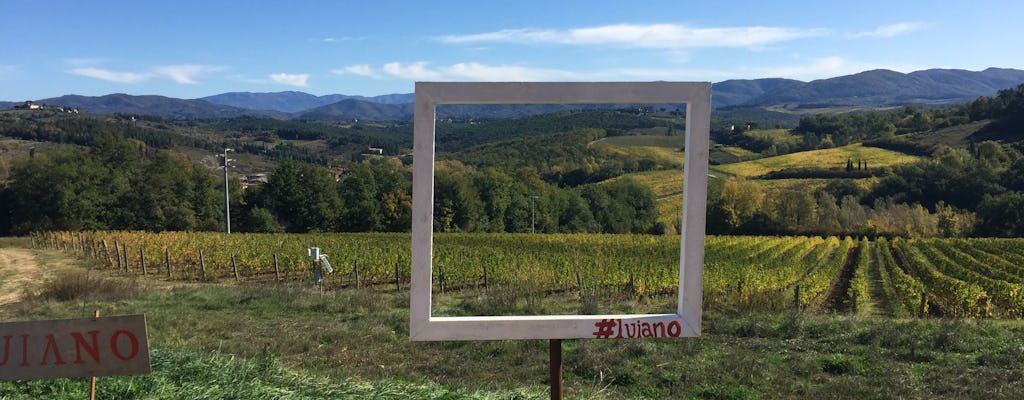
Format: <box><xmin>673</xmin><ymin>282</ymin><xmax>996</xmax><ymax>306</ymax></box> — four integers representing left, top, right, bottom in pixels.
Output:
<box><xmin>201</xmin><ymin>91</ymin><xmax>414</xmax><ymax>112</ymax></box>
<box><xmin>744</xmin><ymin>68</ymin><xmax>1024</xmax><ymax>107</ymax></box>
<box><xmin>30</xmin><ymin>94</ymin><xmax>288</xmax><ymax>119</ymax></box>
<box><xmin>5</xmin><ymin>68</ymin><xmax>1023</xmax><ymax>121</ymax></box>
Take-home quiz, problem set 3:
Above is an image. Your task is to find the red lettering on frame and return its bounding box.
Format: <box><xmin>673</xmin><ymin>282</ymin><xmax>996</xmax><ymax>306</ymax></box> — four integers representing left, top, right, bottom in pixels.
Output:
<box><xmin>668</xmin><ymin>321</ymin><xmax>682</xmax><ymax>337</ymax></box>
<box><xmin>651</xmin><ymin>322</ymin><xmax>666</xmax><ymax>337</ymax></box>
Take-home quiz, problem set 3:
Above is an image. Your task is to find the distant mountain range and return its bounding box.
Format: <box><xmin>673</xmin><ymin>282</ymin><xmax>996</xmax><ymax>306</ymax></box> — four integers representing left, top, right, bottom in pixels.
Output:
<box><xmin>6</xmin><ymin>68</ymin><xmax>1024</xmax><ymax>120</ymax></box>
<box><xmin>201</xmin><ymin>91</ymin><xmax>414</xmax><ymax>113</ymax></box>
<box><xmin>720</xmin><ymin>67</ymin><xmax>1024</xmax><ymax>107</ymax></box>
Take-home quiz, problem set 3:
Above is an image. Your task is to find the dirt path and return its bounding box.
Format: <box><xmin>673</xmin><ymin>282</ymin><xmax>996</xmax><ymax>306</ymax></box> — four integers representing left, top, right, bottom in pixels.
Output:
<box><xmin>0</xmin><ymin>248</ymin><xmax>45</xmax><ymax>305</ymax></box>
<box><xmin>820</xmin><ymin>243</ymin><xmax>861</xmax><ymax>313</ymax></box>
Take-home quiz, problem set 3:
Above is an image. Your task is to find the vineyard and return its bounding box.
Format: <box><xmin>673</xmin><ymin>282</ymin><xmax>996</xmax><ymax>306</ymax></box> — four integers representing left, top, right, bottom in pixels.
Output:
<box><xmin>37</xmin><ymin>231</ymin><xmax>1024</xmax><ymax>318</ymax></box>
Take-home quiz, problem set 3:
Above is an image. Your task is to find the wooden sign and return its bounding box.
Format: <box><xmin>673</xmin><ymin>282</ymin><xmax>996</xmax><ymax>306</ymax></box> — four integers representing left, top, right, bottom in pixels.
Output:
<box><xmin>0</xmin><ymin>314</ymin><xmax>151</xmax><ymax>381</ymax></box>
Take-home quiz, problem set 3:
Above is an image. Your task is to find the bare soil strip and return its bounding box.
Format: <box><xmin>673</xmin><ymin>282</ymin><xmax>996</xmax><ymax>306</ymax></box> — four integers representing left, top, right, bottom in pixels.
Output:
<box><xmin>0</xmin><ymin>248</ymin><xmax>45</xmax><ymax>305</ymax></box>
<box><xmin>821</xmin><ymin>244</ymin><xmax>861</xmax><ymax>313</ymax></box>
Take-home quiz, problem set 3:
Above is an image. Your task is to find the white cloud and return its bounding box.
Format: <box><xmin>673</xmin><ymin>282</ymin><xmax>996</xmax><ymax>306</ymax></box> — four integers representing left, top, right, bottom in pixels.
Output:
<box><xmin>269</xmin><ymin>73</ymin><xmax>310</xmax><ymax>87</ymax></box>
<box><xmin>313</xmin><ymin>36</ymin><xmax>365</xmax><ymax>43</ymax></box>
<box><xmin>338</xmin><ymin>61</ymin><xmax>737</xmax><ymax>83</ymax></box>
<box><xmin>374</xmin><ymin>61</ymin><xmax>570</xmax><ymax>81</ymax></box>
<box><xmin>382</xmin><ymin>62</ymin><xmax>444</xmax><ymax>80</ymax></box>
<box><xmin>439</xmin><ymin>23</ymin><xmax>825</xmax><ymax>49</ymax></box>
<box><xmin>333</xmin><ymin>64</ymin><xmax>378</xmax><ymax>78</ymax></box>
<box><xmin>439</xmin><ymin>28</ymin><xmax>562</xmax><ymax>44</ymax></box>
<box><xmin>446</xmin><ymin>63</ymin><xmax>579</xmax><ymax>81</ymax></box>
<box><xmin>66</xmin><ymin>60</ymin><xmax>225</xmax><ymax>84</ymax></box>
<box><xmin>152</xmin><ymin>64</ymin><xmax>225</xmax><ymax>84</ymax></box>
<box><xmin>68</xmin><ymin>67</ymin><xmax>149</xmax><ymax>84</ymax></box>
<box><xmin>850</xmin><ymin>22</ymin><xmax>925</xmax><ymax>38</ymax></box>
<box><xmin>755</xmin><ymin>56</ymin><xmax>921</xmax><ymax>81</ymax></box>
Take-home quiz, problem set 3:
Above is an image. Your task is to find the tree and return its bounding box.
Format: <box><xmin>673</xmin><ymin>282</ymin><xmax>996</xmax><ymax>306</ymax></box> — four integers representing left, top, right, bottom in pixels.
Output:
<box><xmin>936</xmin><ymin>201</ymin><xmax>961</xmax><ymax>238</ymax></box>
<box><xmin>473</xmin><ymin>168</ymin><xmax>515</xmax><ymax>232</ymax></box>
<box><xmin>434</xmin><ymin>169</ymin><xmax>484</xmax><ymax>232</ymax></box>
<box><xmin>976</xmin><ymin>192</ymin><xmax>1024</xmax><ymax>237</ymax></box>
<box><xmin>241</xmin><ymin>207</ymin><xmax>283</xmax><ymax>233</ymax></box>
<box><xmin>338</xmin><ymin>162</ymin><xmax>383</xmax><ymax>231</ymax></box>
<box><xmin>335</xmin><ymin>158</ymin><xmax>412</xmax><ymax>232</ymax></box>
<box><xmin>555</xmin><ymin>190</ymin><xmax>598</xmax><ymax>233</ymax></box>
<box><xmin>121</xmin><ymin>152</ymin><xmax>202</xmax><ymax>231</ymax></box>
<box><xmin>260</xmin><ymin>161</ymin><xmax>341</xmax><ymax>232</ymax></box>
<box><xmin>775</xmin><ymin>190</ymin><xmax>816</xmax><ymax>231</ymax></box>
<box><xmin>581</xmin><ymin>178</ymin><xmax>658</xmax><ymax>233</ymax></box>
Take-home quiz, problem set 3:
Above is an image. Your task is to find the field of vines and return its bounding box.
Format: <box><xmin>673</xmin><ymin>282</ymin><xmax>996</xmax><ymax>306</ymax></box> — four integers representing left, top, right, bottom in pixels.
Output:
<box><xmin>37</xmin><ymin>231</ymin><xmax>1024</xmax><ymax>318</ymax></box>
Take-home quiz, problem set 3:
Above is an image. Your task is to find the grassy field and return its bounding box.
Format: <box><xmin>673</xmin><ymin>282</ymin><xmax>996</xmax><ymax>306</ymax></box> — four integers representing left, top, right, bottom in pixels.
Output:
<box><xmin>592</xmin><ymin>140</ymin><xmax>685</xmax><ymax>169</ymax></box>
<box><xmin>905</xmin><ymin>119</ymin><xmax>992</xmax><ymax>149</ymax></box>
<box><xmin>3</xmin><ymin>241</ymin><xmax>1024</xmax><ymax>399</ymax></box>
<box><xmin>743</xmin><ymin>128</ymin><xmax>802</xmax><ymax>147</ymax></box>
<box><xmin>0</xmin><ymin>138</ymin><xmax>82</xmax><ymax>180</ymax></box>
<box><xmin>712</xmin><ymin>143</ymin><xmax>923</xmax><ymax>178</ymax></box>
<box><xmin>602</xmin><ymin>169</ymin><xmax>684</xmax><ymax>198</ymax></box>
<box><xmin>600</xmin><ymin>134</ymin><xmax>683</xmax><ymax>149</ymax></box>
<box><xmin>749</xmin><ymin>177</ymin><xmax>878</xmax><ymax>193</ymax></box>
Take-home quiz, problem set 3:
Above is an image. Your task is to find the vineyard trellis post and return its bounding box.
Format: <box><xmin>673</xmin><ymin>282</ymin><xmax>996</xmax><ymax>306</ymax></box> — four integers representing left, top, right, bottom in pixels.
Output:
<box><xmin>102</xmin><ymin>240</ymin><xmax>114</xmax><ymax>268</ymax></box>
<box><xmin>274</xmin><ymin>253</ymin><xmax>281</xmax><ymax>282</ymax></box>
<box><xmin>122</xmin><ymin>243</ymin><xmax>129</xmax><ymax>273</ymax></box>
<box><xmin>114</xmin><ymin>240</ymin><xmax>122</xmax><ymax>270</ymax></box>
<box><xmin>232</xmin><ymin>256</ymin><xmax>239</xmax><ymax>281</ymax></box>
<box><xmin>395</xmin><ymin>261</ymin><xmax>401</xmax><ymax>291</ymax></box>
<box><xmin>353</xmin><ymin>260</ymin><xmax>360</xmax><ymax>289</ymax></box>
<box><xmin>794</xmin><ymin>285</ymin><xmax>801</xmax><ymax>310</ymax></box>
<box><xmin>164</xmin><ymin>247</ymin><xmax>171</xmax><ymax>279</ymax></box>
<box><xmin>140</xmin><ymin>247</ymin><xmax>146</xmax><ymax>275</ymax></box>
<box><xmin>437</xmin><ymin>265</ymin><xmax>445</xmax><ymax>294</ymax></box>
<box><xmin>200</xmin><ymin>249</ymin><xmax>207</xmax><ymax>281</ymax></box>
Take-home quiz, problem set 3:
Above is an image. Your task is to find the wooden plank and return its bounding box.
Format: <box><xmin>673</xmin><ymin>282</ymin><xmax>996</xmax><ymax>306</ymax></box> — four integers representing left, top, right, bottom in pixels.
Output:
<box><xmin>0</xmin><ymin>315</ymin><xmax>151</xmax><ymax>380</ymax></box>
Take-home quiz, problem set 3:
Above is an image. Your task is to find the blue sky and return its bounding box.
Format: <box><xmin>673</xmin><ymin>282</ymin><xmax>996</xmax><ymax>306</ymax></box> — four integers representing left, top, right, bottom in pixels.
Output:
<box><xmin>2</xmin><ymin>0</ymin><xmax>1022</xmax><ymax>100</ymax></box>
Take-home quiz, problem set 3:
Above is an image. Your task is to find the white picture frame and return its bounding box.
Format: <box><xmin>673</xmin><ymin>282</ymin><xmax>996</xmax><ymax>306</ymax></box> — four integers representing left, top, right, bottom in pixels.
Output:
<box><xmin>410</xmin><ymin>82</ymin><xmax>710</xmax><ymax>341</ymax></box>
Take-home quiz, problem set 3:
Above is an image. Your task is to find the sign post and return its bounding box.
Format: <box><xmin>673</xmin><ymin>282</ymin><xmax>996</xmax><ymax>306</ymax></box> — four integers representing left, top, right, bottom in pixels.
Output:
<box><xmin>550</xmin><ymin>339</ymin><xmax>562</xmax><ymax>400</ymax></box>
<box><xmin>91</xmin><ymin>310</ymin><xmax>99</xmax><ymax>400</ymax></box>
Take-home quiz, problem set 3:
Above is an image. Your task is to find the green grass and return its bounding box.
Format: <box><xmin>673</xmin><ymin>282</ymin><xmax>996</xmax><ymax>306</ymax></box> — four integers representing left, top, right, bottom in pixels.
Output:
<box><xmin>0</xmin><ymin>347</ymin><xmax>541</xmax><ymax>400</ymax></box>
<box><xmin>591</xmin><ymin>140</ymin><xmax>684</xmax><ymax>169</ymax></box>
<box><xmin>4</xmin><ymin>259</ymin><xmax>1024</xmax><ymax>399</ymax></box>
<box><xmin>600</xmin><ymin>134</ymin><xmax>683</xmax><ymax>149</ymax></box>
<box><xmin>601</xmin><ymin>170</ymin><xmax>683</xmax><ymax>198</ymax></box>
<box><xmin>712</xmin><ymin>143</ymin><xmax>923</xmax><ymax>178</ymax></box>
<box><xmin>743</xmin><ymin>128</ymin><xmax>802</xmax><ymax>147</ymax></box>
<box><xmin>905</xmin><ymin>119</ymin><xmax>992</xmax><ymax>149</ymax></box>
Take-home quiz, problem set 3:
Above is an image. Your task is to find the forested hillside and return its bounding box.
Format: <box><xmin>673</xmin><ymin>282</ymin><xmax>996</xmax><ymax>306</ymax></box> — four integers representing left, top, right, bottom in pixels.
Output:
<box><xmin>1</xmin><ymin>84</ymin><xmax>1023</xmax><ymax>237</ymax></box>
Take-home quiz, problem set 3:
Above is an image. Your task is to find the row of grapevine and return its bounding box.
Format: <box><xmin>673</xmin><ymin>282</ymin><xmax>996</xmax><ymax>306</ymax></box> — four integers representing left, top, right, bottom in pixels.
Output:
<box><xmin>916</xmin><ymin>239</ymin><xmax>1024</xmax><ymax>316</ymax></box>
<box><xmin>874</xmin><ymin>237</ymin><xmax>925</xmax><ymax>317</ymax></box>
<box><xmin>37</xmin><ymin>231</ymin><xmax>1024</xmax><ymax>318</ymax></box>
<box><xmin>796</xmin><ymin>236</ymin><xmax>852</xmax><ymax>310</ymax></box>
<box><xmin>847</xmin><ymin>237</ymin><xmax>872</xmax><ymax>314</ymax></box>
<box><xmin>890</xmin><ymin>238</ymin><xmax>986</xmax><ymax>317</ymax></box>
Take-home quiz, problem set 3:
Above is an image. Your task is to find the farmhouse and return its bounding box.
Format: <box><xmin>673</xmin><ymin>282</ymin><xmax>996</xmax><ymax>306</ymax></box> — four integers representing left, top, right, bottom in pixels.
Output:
<box><xmin>13</xmin><ymin>101</ymin><xmax>79</xmax><ymax>114</ymax></box>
